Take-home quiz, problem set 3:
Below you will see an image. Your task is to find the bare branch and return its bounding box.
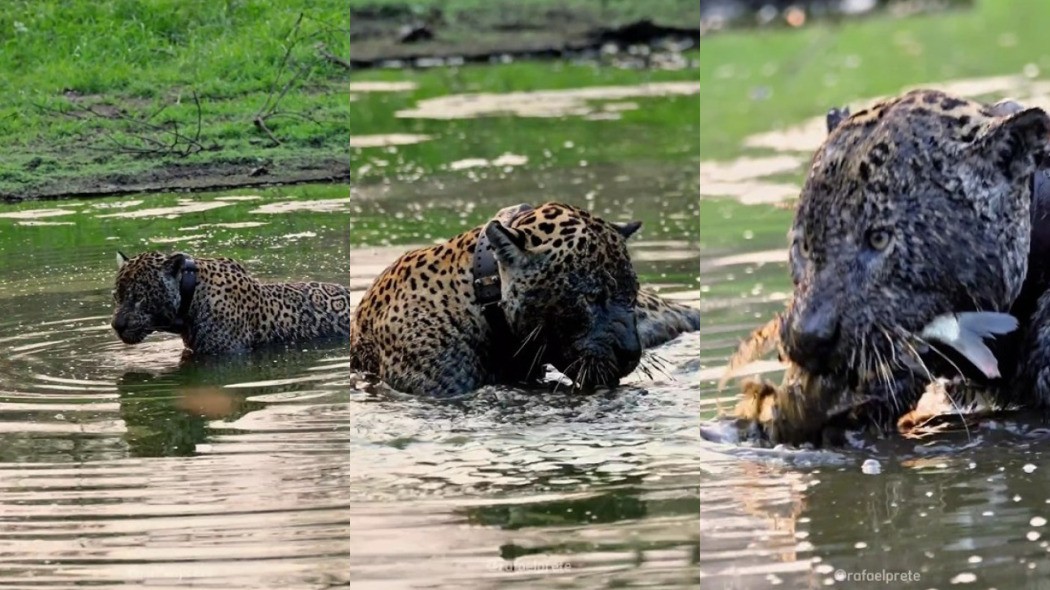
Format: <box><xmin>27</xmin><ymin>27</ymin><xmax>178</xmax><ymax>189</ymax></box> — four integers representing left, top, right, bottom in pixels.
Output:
<box><xmin>253</xmin><ymin>116</ymin><xmax>282</xmax><ymax>146</ymax></box>
<box><xmin>41</xmin><ymin>92</ymin><xmax>210</xmax><ymax>158</ymax></box>
<box><xmin>252</xmin><ymin>12</ymin><xmax>337</xmax><ymax>146</ymax></box>
<box><xmin>316</xmin><ymin>43</ymin><xmax>352</xmax><ymax>70</ymax></box>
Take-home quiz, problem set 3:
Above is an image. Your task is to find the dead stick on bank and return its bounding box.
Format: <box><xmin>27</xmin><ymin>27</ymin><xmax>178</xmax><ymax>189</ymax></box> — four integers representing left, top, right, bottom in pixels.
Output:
<box><xmin>38</xmin><ymin>89</ymin><xmax>207</xmax><ymax>157</ymax></box>
<box><xmin>316</xmin><ymin>43</ymin><xmax>352</xmax><ymax>70</ymax></box>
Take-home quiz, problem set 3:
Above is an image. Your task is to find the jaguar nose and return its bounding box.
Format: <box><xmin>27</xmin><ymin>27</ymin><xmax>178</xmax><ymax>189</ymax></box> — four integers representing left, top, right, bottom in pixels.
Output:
<box><xmin>789</xmin><ymin>308</ymin><xmax>841</xmax><ymax>374</ymax></box>
<box><xmin>615</xmin><ymin>346</ymin><xmax>641</xmax><ymax>377</ymax></box>
<box><xmin>111</xmin><ymin>315</ymin><xmax>127</xmax><ymax>333</ymax></box>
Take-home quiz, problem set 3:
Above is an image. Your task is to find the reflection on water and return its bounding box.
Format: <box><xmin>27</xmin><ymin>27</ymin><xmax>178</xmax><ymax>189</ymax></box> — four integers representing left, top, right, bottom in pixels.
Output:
<box><xmin>0</xmin><ymin>186</ymin><xmax>358</xmax><ymax>586</ymax></box>
<box><xmin>702</xmin><ymin>75</ymin><xmax>1050</xmax><ymax>210</ymax></box>
<box><xmin>345</xmin><ymin>164</ymin><xmax>702</xmax><ymax>587</ymax></box>
<box><xmin>395</xmin><ymin>82</ymin><xmax>702</xmax><ymax>120</ymax></box>
<box><xmin>0</xmin><ymin>171</ymin><xmax>701</xmax><ymax>587</ymax></box>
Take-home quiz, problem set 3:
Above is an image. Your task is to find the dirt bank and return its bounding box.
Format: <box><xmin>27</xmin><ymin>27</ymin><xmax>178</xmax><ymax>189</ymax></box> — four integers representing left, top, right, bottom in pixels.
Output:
<box><xmin>348</xmin><ymin>2</ymin><xmax>701</xmax><ymax>69</ymax></box>
<box><xmin>3</xmin><ymin>157</ymin><xmax>350</xmax><ymax>203</ymax></box>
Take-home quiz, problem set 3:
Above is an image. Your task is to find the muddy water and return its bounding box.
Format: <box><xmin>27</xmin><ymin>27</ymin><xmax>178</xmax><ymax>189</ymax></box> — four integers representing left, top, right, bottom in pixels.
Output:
<box><xmin>0</xmin><ymin>168</ymin><xmax>701</xmax><ymax>586</ymax></box>
<box><xmin>699</xmin><ymin>197</ymin><xmax>1050</xmax><ymax>589</ymax></box>
<box><xmin>0</xmin><ymin>187</ymin><xmax>355</xmax><ymax>586</ymax></box>
<box><xmin>347</xmin><ymin>163</ymin><xmax>702</xmax><ymax>587</ymax></box>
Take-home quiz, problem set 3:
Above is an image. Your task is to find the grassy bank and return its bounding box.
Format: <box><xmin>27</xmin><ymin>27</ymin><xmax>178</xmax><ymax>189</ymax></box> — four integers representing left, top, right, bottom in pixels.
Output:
<box><xmin>699</xmin><ymin>0</ymin><xmax>1044</xmax><ymax>160</ymax></box>
<box><xmin>0</xmin><ymin>1</ymin><xmax>351</xmax><ymax>200</ymax></box>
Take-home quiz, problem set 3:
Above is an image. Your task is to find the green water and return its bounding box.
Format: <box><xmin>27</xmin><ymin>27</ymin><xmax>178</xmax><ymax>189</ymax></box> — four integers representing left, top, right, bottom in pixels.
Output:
<box><xmin>344</xmin><ymin>59</ymin><xmax>701</xmax><ymax>586</ymax></box>
<box><xmin>345</xmin><ymin>164</ymin><xmax>702</xmax><ymax>587</ymax></box>
<box><xmin>0</xmin><ymin>185</ymin><xmax>353</xmax><ymax>583</ymax></box>
<box><xmin>0</xmin><ymin>56</ymin><xmax>703</xmax><ymax>587</ymax></box>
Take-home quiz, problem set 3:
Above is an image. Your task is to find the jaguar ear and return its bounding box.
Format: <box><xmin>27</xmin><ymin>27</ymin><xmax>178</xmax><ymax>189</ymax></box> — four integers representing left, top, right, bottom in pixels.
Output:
<box><xmin>616</xmin><ymin>220</ymin><xmax>642</xmax><ymax>239</ymax></box>
<box><xmin>117</xmin><ymin>251</ymin><xmax>129</xmax><ymax>270</ymax></box>
<box><xmin>971</xmin><ymin>107</ymin><xmax>1050</xmax><ymax>179</ymax></box>
<box><xmin>988</xmin><ymin>99</ymin><xmax>1025</xmax><ymax>117</ymax></box>
<box><xmin>826</xmin><ymin>106</ymin><xmax>850</xmax><ymax>133</ymax></box>
<box><xmin>164</xmin><ymin>252</ymin><xmax>190</xmax><ymax>276</ymax></box>
<box><xmin>485</xmin><ymin>219</ymin><xmax>530</xmax><ymax>266</ymax></box>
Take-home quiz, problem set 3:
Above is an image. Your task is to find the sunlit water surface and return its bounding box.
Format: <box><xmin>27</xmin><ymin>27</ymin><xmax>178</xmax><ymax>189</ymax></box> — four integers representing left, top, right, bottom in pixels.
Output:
<box><xmin>698</xmin><ymin>195</ymin><xmax>1050</xmax><ymax>590</ymax></box>
<box><xmin>0</xmin><ymin>165</ymin><xmax>701</xmax><ymax>588</ymax></box>
<box><xmin>347</xmin><ymin>163</ymin><xmax>701</xmax><ymax>588</ymax></box>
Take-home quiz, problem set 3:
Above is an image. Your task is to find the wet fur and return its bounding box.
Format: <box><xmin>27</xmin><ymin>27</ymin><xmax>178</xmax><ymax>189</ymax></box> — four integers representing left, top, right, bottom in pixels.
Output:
<box><xmin>112</xmin><ymin>251</ymin><xmax>352</xmax><ymax>354</ymax></box>
<box><xmin>349</xmin><ymin>202</ymin><xmax>701</xmax><ymax>396</ymax></box>
<box><xmin>735</xmin><ymin>89</ymin><xmax>1050</xmax><ymax>445</ymax></box>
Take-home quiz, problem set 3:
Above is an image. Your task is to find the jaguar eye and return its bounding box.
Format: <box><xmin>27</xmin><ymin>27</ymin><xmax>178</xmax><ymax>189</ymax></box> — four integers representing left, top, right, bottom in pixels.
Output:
<box><xmin>797</xmin><ymin>237</ymin><xmax>811</xmax><ymax>259</ymax></box>
<box><xmin>867</xmin><ymin>228</ymin><xmax>892</xmax><ymax>251</ymax></box>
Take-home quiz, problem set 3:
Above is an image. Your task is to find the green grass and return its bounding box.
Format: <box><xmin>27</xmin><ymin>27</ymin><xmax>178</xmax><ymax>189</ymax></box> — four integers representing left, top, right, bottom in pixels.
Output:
<box><xmin>699</xmin><ymin>0</ymin><xmax>1047</xmax><ymax>160</ymax></box>
<box><xmin>0</xmin><ymin>1</ymin><xmax>351</xmax><ymax>197</ymax></box>
<box><xmin>0</xmin><ymin>0</ymin><xmax>703</xmax><ymax>198</ymax></box>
